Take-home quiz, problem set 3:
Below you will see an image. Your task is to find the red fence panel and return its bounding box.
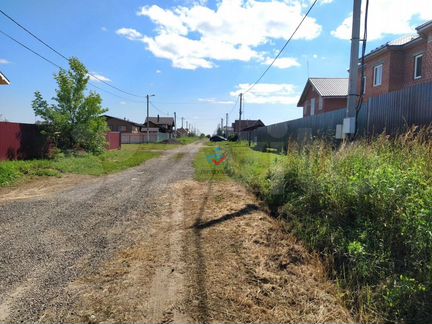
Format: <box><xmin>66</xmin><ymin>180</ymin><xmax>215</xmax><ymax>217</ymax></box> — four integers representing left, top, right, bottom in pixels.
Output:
<box><xmin>106</xmin><ymin>131</ymin><xmax>121</xmax><ymax>150</ymax></box>
<box><xmin>0</xmin><ymin>122</ymin><xmax>48</xmax><ymax>160</ymax></box>
<box><xmin>0</xmin><ymin>122</ymin><xmax>120</xmax><ymax>160</ymax></box>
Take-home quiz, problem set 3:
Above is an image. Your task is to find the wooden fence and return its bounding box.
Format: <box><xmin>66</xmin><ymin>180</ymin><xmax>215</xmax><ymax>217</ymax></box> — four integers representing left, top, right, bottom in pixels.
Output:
<box><xmin>244</xmin><ymin>81</ymin><xmax>432</xmax><ymax>150</ymax></box>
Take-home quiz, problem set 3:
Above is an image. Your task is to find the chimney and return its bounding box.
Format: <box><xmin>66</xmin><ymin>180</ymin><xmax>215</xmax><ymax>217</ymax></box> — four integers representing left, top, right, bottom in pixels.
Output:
<box><xmin>157</xmin><ymin>114</ymin><xmax>160</xmax><ymax>122</ymax></box>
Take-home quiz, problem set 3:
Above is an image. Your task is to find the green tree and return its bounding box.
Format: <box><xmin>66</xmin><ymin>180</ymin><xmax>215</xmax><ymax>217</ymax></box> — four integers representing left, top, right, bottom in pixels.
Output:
<box><xmin>32</xmin><ymin>58</ymin><xmax>108</xmax><ymax>153</ymax></box>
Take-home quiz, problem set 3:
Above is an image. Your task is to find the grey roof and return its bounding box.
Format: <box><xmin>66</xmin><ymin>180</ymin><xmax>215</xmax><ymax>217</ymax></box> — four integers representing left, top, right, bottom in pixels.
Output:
<box><xmin>145</xmin><ymin>116</ymin><xmax>175</xmax><ymax>126</ymax></box>
<box><xmin>104</xmin><ymin>115</ymin><xmax>143</xmax><ymax>127</ymax></box>
<box><xmin>364</xmin><ymin>19</ymin><xmax>432</xmax><ymax>59</ymax></box>
<box><xmin>297</xmin><ymin>78</ymin><xmax>348</xmax><ymax>107</ymax></box>
<box><xmin>309</xmin><ymin>78</ymin><xmax>348</xmax><ymax>97</ymax></box>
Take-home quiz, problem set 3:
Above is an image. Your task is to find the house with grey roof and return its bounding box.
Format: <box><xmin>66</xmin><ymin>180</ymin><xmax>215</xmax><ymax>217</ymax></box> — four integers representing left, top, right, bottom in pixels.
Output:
<box><xmin>297</xmin><ymin>78</ymin><xmax>348</xmax><ymax>117</ymax></box>
<box><xmin>144</xmin><ymin>115</ymin><xmax>175</xmax><ymax>136</ymax></box>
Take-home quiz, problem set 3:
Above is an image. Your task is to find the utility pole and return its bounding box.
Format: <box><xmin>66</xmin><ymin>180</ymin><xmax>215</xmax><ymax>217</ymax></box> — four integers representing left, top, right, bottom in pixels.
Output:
<box><xmin>238</xmin><ymin>93</ymin><xmax>243</xmax><ymax>133</ymax></box>
<box><xmin>186</xmin><ymin>121</ymin><xmax>188</xmax><ymax>130</ymax></box>
<box><xmin>221</xmin><ymin>118</ymin><xmax>224</xmax><ymax>136</ymax></box>
<box><xmin>225</xmin><ymin>113</ymin><xmax>228</xmax><ymax>137</ymax></box>
<box><xmin>345</xmin><ymin>0</ymin><xmax>362</xmax><ymax>134</ymax></box>
<box><xmin>174</xmin><ymin>112</ymin><xmax>177</xmax><ymax>138</ymax></box>
<box><xmin>146</xmin><ymin>94</ymin><xmax>155</xmax><ymax>143</ymax></box>
<box><xmin>181</xmin><ymin>117</ymin><xmax>184</xmax><ymax>129</ymax></box>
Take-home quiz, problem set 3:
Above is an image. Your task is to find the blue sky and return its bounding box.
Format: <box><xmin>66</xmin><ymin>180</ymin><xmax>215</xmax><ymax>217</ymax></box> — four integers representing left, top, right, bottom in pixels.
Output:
<box><xmin>1</xmin><ymin>0</ymin><xmax>431</xmax><ymax>134</ymax></box>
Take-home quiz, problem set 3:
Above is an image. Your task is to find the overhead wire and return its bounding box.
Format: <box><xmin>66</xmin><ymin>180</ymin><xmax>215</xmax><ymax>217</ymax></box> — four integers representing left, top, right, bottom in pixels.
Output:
<box><xmin>243</xmin><ymin>0</ymin><xmax>319</xmax><ymax>95</ymax></box>
<box><xmin>0</xmin><ymin>8</ymin><xmax>148</xmax><ymax>98</ymax></box>
<box><xmin>0</xmin><ymin>28</ymin><xmax>149</xmax><ymax>105</ymax></box>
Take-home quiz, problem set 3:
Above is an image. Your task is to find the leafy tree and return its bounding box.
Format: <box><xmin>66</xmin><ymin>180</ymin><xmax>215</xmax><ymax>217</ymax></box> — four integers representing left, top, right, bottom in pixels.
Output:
<box><xmin>32</xmin><ymin>58</ymin><xmax>108</xmax><ymax>153</ymax></box>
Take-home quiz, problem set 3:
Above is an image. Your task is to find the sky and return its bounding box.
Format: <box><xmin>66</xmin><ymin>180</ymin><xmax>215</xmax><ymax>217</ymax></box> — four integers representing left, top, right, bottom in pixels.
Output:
<box><xmin>1</xmin><ymin>0</ymin><xmax>431</xmax><ymax>135</ymax></box>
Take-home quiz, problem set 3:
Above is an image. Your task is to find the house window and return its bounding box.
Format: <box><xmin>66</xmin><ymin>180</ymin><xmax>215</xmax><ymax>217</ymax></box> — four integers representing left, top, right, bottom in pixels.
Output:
<box><xmin>310</xmin><ymin>98</ymin><xmax>316</xmax><ymax>116</ymax></box>
<box><xmin>118</xmin><ymin>125</ymin><xmax>126</xmax><ymax>132</ymax></box>
<box><xmin>362</xmin><ymin>76</ymin><xmax>367</xmax><ymax>94</ymax></box>
<box><xmin>414</xmin><ymin>54</ymin><xmax>423</xmax><ymax>79</ymax></box>
<box><xmin>373</xmin><ymin>64</ymin><xmax>383</xmax><ymax>86</ymax></box>
<box><xmin>319</xmin><ymin>97</ymin><xmax>323</xmax><ymax>111</ymax></box>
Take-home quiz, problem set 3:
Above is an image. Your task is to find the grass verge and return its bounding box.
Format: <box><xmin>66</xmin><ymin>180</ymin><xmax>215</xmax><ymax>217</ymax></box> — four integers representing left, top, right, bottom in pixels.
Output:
<box><xmin>0</xmin><ymin>143</ymin><xmax>179</xmax><ymax>187</ymax></box>
<box><xmin>200</xmin><ymin>132</ymin><xmax>432</xmax><ymax>323</ymax></box>
<box><xmin>177</xmin><ymin>136</ymin><xmax>201</xmax><ymax>145</ymax></box>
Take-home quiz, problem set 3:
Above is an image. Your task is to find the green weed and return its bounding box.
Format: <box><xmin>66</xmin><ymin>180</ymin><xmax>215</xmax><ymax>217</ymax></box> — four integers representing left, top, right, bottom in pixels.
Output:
<box><xmin>218</xmin><ymin>131</ymin><xmax>432</xmax><ymax>323</ymax></box>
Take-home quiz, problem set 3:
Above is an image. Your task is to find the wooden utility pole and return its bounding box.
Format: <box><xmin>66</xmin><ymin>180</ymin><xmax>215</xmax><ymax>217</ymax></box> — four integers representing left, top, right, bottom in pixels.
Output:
<box><xmin>345</xmin><ymin>0</ymin><xmax>362</xmax><ymax>134</ymax></box>
<box><xmin>181</xmin><ymin>117</ymin><xmax>184</xmax><ymax>128</ymax></box>
<box><xmin>174</xmin><ymin>112</ymin><xmax>177</xmax><ymax>138</ymax></box>
<box><xmin>221</xmin><ymin>118</ymin><xmax>224</xmax><ymax>136</ymax></box>
<box><xmin>146</xmin><ymin>95</ymin><xmax>150</xmax><ymax>144</ymax></box>
<box><xmin>225</xmin><ymin>112</ymin><xmax>228</xmax><ymax>136</ymax></box>
<box><xmin>238</xmin><ymin>93</ymin><xmax>243</xmax><ymax>133</ymax></box>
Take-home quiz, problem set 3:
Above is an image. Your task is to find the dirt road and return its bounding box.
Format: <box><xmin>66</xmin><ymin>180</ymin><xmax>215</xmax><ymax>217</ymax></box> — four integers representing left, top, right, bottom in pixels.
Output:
<box><xmin>0</xmin><ymin>143</ymin><xmax>352</xmax><ymax>323</ymax></box>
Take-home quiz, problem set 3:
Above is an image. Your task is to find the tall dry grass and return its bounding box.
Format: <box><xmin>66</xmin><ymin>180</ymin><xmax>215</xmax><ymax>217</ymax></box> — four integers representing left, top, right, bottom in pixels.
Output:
<box><xmin>223</xmin><ymin>128</ymin><xmax>432</xmax><ymax>323</ymax></box>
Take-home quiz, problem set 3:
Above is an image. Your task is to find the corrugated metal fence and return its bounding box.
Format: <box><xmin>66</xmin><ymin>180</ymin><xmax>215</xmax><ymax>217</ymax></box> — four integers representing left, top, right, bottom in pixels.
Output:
<box><xmin>243</xmin><ymin>81</ymin><xmax>432</xmax><ymax>150</ymax></box>
<box><xmin>0</xmin><ymin>122</ymin><xmax>122</xmax><ymax>160</ymax></box>
<box><xmin>0</xmin><ymin>122</ymin><xmax>48</xmax><ymax>160</ymax></box>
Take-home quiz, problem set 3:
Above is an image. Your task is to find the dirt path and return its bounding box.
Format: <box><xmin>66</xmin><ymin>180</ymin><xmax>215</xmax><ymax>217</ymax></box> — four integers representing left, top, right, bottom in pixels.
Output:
<box><xmin>0</xmin><ymin>143</ymin><xmax>353</xmax><ymax>323</ymax></box>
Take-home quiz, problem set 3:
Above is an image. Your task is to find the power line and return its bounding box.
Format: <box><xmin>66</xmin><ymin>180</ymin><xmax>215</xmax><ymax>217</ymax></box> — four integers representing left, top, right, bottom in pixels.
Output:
<box><xmin>0</xmin><ymin>29</ymin><xmax>63</xmax><ymax>69</ymax></box>
<box><xmin>229</xmin><ymin>95</ymin><xmax>240</xmax><ymax>115</ymax></box>
<box><xmin>0</xmin><ymin>29</ymin><xmax>148</xmax><ymax>105</ymax></box>
<box><xmin>243</xmin><ymin>0</ymin><xmax>319</xmax><ymax>94</ymax></box>
<box><xmin>150</xmin><ymin>102</ymin><xmax>167</xmax><ymax>115</ymax></box>
<box><xmin>0</xmin><ymin>8</ymin><xmax>147</xmax><ymax>98</ymax></box>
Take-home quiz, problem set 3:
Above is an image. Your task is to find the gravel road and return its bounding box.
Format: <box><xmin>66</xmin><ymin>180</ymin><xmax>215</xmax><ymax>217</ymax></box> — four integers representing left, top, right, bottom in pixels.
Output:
<box><xmin>0</xmin><ymin>143</ymin><xmax>202</xmax><ymax>323</ymax></box>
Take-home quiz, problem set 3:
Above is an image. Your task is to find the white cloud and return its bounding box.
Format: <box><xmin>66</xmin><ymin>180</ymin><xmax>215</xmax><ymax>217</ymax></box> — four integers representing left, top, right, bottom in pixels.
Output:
<box><xmin>88</xmin><ymin>72</ymin><xmax>111</xmax><ymax>82</ymax></box>
<box><xmin>120</xmin><ymin>101</ymin><xmax>127</xmax><ymax>105</ymax></box>
<box><xmin>263</xmin><ymin>57</ymin><xmax>301</xmax><ymax>69</ymax></box>
<box><xmin>0</xmin><ymin>59</ymin><xmax>10</xmax><ymax>65</ymax></box>
<box><xmin>101</xmin><ymin>27</ymin><xmax>108</xmax><ymax>32</ymax></box>
<box><xmin>332</xmin><ymin>0</ymin><xmax>432</xmax><ymax>41</ymax></box>
<box><xmin>156</xmin><ymin>69</ymin><xmax>162</xmax><ymax>74</ymax></box>
<box><xmin>198</xmin><ymin>98</ymin><xmax>234</xmax><ymax>104</ymax></box>
<box><xmin>117</xmin><ymin>0</ymin><xmax>323</xmax><ymax>70</ymax></box>
<box><xmin>230</xmin><ymin>83</ymin><xmax>299</xmax><ymax>105</ymax></box>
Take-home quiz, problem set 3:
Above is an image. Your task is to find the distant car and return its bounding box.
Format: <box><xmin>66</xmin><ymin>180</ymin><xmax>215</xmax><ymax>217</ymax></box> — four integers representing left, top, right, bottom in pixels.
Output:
<box><xmin>209</xmin><ymin>135</ymin><xmax>227</xmax><ymax>142</ymax></box>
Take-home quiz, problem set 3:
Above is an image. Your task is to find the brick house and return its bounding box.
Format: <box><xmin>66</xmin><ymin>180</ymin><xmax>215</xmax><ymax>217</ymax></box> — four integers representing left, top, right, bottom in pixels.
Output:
<box><xmin>104</xmin><ymin>115</ymin><xmax>142</xmax><ymax>133</ymax></box>
<box><xmin>297</xmin><ymin>78</ymin><xmax>348</xmax><ymax>117</ymax></box>
<box><xmin>359</xmin><ymin>20</ymin><xmax>432</xmax><ymax>101</ymax></box>
<box><xmin>0</xmin><ymin>71</ymin><xmax>10</xmax><ymax>85</ymax></box>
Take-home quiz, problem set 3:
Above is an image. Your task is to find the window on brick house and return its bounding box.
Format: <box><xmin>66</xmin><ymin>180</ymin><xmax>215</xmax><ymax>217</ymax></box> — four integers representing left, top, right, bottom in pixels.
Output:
<box><xmin>319</xmin><ymin>97</ymin><xmax>323</xmax><ymax>110</ymax></box>
<box><xmin>118</xmin><ymin>125</ymin><xmax>126</xmax><ymax>132</ymax></box>
<box><xmin>414</xmin><ymin>54</ymin><xmax>423</xmax><ymax>79</ymax></box>
<box><xmin>373</xmin><ymin>64</ymin><xmax>383</xmax><ymax>86</ymax></box>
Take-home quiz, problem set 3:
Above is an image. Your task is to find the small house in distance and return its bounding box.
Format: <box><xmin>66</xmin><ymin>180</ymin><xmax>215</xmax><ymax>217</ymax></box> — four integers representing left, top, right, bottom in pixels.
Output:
<box><xmin>297</xmin><ymin>78</ymin><xmax>348</xmax><ymax>117</ymax></box>
<box><xmin>104</xmin><ymin>115</ymin><xmax>143</xmax><ymax>133</ymax></box>
<box><xmin>176</xmin><ymin>127</ymin><xmax>189</xmax><ymax>137</ymax></box>
<box><xmin>144</xmin><ymin>115</ymin><xmax>175</xmax><ymax>137</ymax></box>
<box><xmin>232</xmin><ymin>119</ymin><xmax>265</xmax><ymax>132</ymax></box>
